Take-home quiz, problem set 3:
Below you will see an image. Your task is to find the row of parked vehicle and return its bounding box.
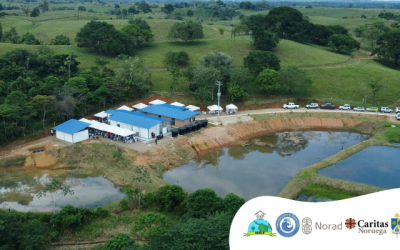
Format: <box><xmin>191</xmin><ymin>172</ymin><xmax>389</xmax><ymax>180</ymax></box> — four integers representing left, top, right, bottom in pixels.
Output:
<box><xmin>282</xmin><ymin>103</ymin><xmax>400</xmax><ymax>120</ymax></box>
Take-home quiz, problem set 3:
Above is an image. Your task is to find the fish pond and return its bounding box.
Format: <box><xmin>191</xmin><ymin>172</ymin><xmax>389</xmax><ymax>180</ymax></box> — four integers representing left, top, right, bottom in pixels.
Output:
<box><xmin>0</xmin><ymin>168</ymin><xmax>125</xmax><ymax>212</ymax></box>
<box><xmin>318</xmin><ymin>145</ymin><xmax>400</xmax><ymax>189</ymax></box>
<box><xmin>163</xmin><ymin>131</ymin><xmax>370</xmax><ymax>201</ymax></box>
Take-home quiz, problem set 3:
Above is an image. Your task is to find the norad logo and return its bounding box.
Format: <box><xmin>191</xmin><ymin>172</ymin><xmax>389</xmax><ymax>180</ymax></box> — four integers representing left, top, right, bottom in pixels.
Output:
<box><xmin>243</xmin><ymin>210</ymin><xmax>276</xmax><ymax>237</ymax></box>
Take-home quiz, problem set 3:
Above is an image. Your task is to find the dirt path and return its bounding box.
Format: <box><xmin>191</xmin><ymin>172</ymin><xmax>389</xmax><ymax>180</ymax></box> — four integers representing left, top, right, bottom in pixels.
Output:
<box><xmin>211</xmin><ymin>26</ymin><xmax>220</xmax><ymax>33</ymax></box>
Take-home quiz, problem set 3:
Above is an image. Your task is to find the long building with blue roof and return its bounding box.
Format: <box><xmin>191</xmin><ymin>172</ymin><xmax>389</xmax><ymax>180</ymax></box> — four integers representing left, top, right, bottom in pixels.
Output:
<box><xmin>140</xmin><ymin>104</ymin><xmax>197</xmax><ymax>127</ymax></box>
<box><xmin>105</xmin><ymin>109</ymin><xmax>172</xmax><ymax>139</ymax></box>
<box><xmin>52</xmin><ymin>119</ymin><xmax>90</xmax><ymax>143</ymax></box>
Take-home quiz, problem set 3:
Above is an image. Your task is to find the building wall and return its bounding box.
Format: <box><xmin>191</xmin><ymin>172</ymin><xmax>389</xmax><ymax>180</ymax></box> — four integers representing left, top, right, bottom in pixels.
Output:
<box><xmin>56</xmin><ymin>131</ymin><xmax>65</xmax><ymax>141</ymax></box>
<box><xmin>175</xmin><ymin>116</ymin><xmax>195</xmax><ymax>127</ymax></box>
<box><xmin>64</xmin><ymin>133</ymin><xmax>73</xmax><ymax>143</ymax></box>
<box><xmin>73</xmin><ymin>130</ymin><xmax>88</xmax><ymax>143</ymax></box>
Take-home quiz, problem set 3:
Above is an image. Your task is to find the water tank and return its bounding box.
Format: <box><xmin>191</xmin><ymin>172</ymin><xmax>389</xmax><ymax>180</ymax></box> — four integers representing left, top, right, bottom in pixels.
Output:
<box><xmin>203</xmin><ymin>120</ymin><xmax>208</xmax><ymax>127</ymax></box>
<box><xmin>195</xmin><ymin>122</ymin><xmax>202</xmax><ymax>130</ymax></box>
<box><xmin>178</xmin><ymin>127</ymin><xmax>186</xmax><ymax>135</ymax></box>
<box><xmin>185</xmin><ymin>125</ymin><xmax>192</xmax><ymax>133</ymax></box>
<box><xmin>171</xmin><ymin>129</ymin><xmax>179</xmax><ymax>137</ymax></box>
<box><xmin>201</xmin><ymin>120</ymin><xmax>207</xmax><ymax>127</ymax></box>
<box><xmin>190</xmin><ymin>124</ymin><xmax>197</xmax><ymax>131</ymax></box>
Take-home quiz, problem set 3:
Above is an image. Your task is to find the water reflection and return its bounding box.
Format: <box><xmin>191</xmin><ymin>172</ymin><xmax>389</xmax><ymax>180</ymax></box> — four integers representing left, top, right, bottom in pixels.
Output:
<box><xmin>0</xmin><ymin>169</ymin><xmax>125</xmax><ymax>212</ymax></box>
<box><xmin>164</xmin><ymin>131</ymin><xmax>367</xmax><ymax>201</ymax></box>
<box><xmin>319</xmin><ymin>145</ymin><xmax>400</xmax><ymax>189</ymax></box>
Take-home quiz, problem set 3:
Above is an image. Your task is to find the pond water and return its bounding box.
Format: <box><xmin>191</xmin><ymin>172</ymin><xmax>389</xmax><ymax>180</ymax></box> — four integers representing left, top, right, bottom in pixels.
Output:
<box><xmin>318</xmin><ymin>145</ymin><xmax>400</xmax><ymax>189</ymax></box>
<box><xmin>0</xmin><ymin>168</ymin><xmax>125</xmax><ymax>212</ymax></box>
<box><xmin>163</xmin><ymin>131</ymin><xmax>369</xmax><ymax>201</ymax></box>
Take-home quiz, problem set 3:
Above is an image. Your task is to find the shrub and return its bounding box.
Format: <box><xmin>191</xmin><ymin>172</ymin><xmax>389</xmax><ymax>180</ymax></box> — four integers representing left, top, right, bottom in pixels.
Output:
<box><xmin>186</xmin><ymin>188</ymin><xmax>223</xmax><ymax>218</ymax></box>
<box><xmin>102</xmin><ymin>233</ymin><xmax>136</xmax><ymax>250</ymax></box>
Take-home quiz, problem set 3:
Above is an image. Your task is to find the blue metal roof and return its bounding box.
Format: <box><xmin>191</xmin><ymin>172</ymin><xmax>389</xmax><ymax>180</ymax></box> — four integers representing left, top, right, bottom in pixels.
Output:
<box><xmin>105</xmin><ymin>109</ymin><xmax>172</xmax><ymax>122</ymax></box>
<box><xmin>106</xmin><ymin>110</ymin><xmax>165</xmax><ymax>129</ymax></box>
<box><xmin>140</xmin><ymin>105</ymin><xmax>197</xmax><ymax>120</ymax></box>
<box><xmin>158</xmin><ymin>103</ymin><xmax>189</xmax><ymax>110</ymax></box>
<box><xmin>52</xmin><ymin>119</ymin><xmax>90</xmax><ymax>134</ymax></box>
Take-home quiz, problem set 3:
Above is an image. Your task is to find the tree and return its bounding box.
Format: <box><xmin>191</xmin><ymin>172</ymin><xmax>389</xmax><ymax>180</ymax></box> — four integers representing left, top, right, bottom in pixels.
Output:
<box><xmin>361</xmin><ymin>22</ymin><xmax>389</xmax><ymax>50</ymax></box>
<box><xmin>75</xmin><ymin>21</ymin><xmax>134</xmax><ymax>55</ymax></box>
<box><xmin>328</xmin><ymin>34</ymin><xmax>360</xmax><ymax>54</ymax></box>
<box><xmin>21</xmin><ymin>5</ymin><xmax>30</xmax><ymax>16</ymax></box>
<box><xmin>128</xmin><ymin>17</ymin><xmax>151</xmax><ymax>31</ymax></box>
<box><xmin>164</xmin><ymin>3</ymin><xmax>174</xmax><ymax>14</ymax></box>
<box><xmin>132</xmin><ymin>213</ymin><xmax>170</xmax><ymax>240</ymax></box>
<box><xmin>0</xmin><ymin>23</ymin><xmax>2</xmax><ymax>41</ymax></box>
<box><xmin>128</xmin><ymin>6</ymin><xmax>139</xmax><ymax>14</ymax></box>
<box><xmin>37</xmin><ymin>178</ymin><xmax>74</xmax><ymax>209</ymax></box>
<box><xmin>167</xmin><ymin>20</ymin><xmax>204</xmax><ymax>43</ymax></box>
<box><xmin>147</xmin><ymin>213</ymin><xmax>232</xmax><ymax>250</ymax></box>
<box><xmin>2</xmin><ymin>26</ymin><xmax>20</xmax><ymax>43</ymax></box>
<box><xmin>77</xmin><ymin>6</ymin><xmax>86</xmax><ymax>20</ymax></box>
<box><xmin>251</xmin><ymin>30</ymin><xmax>279</xmax><ymax>50</ymax></box>
<box><xmin>189</xmin><ymin>66</ymin><xmax>221</xmax><ymax>101</ymax></box>
<box><xmin>372</xmin><ymin>29</ymin><xmax>400</xmax><ymax>65</ymax></box>
<box><xmin>50</xmin><ymin>34</ymin><xmax>70</xmax><ymax>45</ymax></box>
<box><xmin>95</xmin><ymin>57</ymin><xmax>110</xmax><ymax>68</ymax></box>
<box><xmin>187</xmin><ymin>9</ymin><xmax>194</xmax><ymax>18</ymax></box>
<box><xmin>278</xmin><ymin>66</ymin><xmax>313</xmax><ymax>96</ymax></box>
<box><xmin>361</xmin><ymin>14</ymin><xmax>367</xmax><ymax>19</ymax></box>
<box><xmin>102</xmin><ymin>233</ymin><xmax>136</xmax><ymax>250</ymax></box>
<box><xmin>243</xmin><ymin>50</ymin><xmax>281</xmax><ymax>76</ymax></box>
<box><xmin>186</xmin><ymin>188</ymin><xmax>223</xmax><ymax>218</ymax></box>
<box><xmin>218</xmin><ymin>27</ymin><xmax>224</xmax><ymax>38</ymax></box>
<box><xmin>256</xmin><ymin>68</ymin><xmax>280</xmax><ymax>95</ymax></box>
<box><xmin>31</xmin><ymin>95</ymin><xmax>56</xmax><ymax>129</ymax></box>
<box><xmin>30</xmin><ymin>7</ymin><xmax>40</xmax><ymax>17</ymax></box>
<box><xmin>199</xmin><ymin>51</ymin><xmax>232</xmax><ymax>86</ymax></box>
<box><xmin>20</xmin><ymin>32</ymin><xmax>40</xmax><ymax>45</ymax></box>
<box><xmin>120</xmin><ymin>24</ymin><xmax>154</xmax><ymax>48</ymax></box>
<box><xmin>39</xmin><ymin>1</ymin><xmax>49</xmax><ymax>14</ymax></box>
<box><xmin>164</xmin><ymin>51</ymin><xmax>190</xmax><ymax>67</ymax></box>
<box><xmin>227</xmin><ymin>67</ymin><xmax>251</xmax><ymax>100</ymax></box>
<box><xmin>367</xmin><ymin>79</ymin><xmax>384</xmax><ymax>104</ymax></box>
<box><xmin>138</xmin><ymin>1</ymin><xmax>152</xmax><ymax>14</ymax></box>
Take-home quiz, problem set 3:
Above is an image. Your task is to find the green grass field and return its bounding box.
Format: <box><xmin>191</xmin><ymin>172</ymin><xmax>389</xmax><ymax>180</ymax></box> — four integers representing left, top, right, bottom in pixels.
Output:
<box><xmin>1</xmin><ymin>3</ymin><xmax>400</xmax><ymax>106</ymax></box>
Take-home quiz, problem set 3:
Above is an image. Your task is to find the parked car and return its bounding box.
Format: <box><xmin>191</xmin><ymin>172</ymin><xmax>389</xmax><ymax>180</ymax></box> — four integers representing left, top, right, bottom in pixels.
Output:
<box><xmin>339</xmin><ymin>104</ymin><xmax>351</xmax><ymax>110</ymax></box>
<box><xmin>397</xmin><ymin>113</ymin><xmax>400</xmax><ymax>120</ymax></box>
<box><xmin>320</xmin><ymin>103</ymin><xmax>336</xmax><ymax>109</ymax></box>
<box><xmin>395</xmin><ymin>107</ymin><xmax>400</xmax><ymax>113</ymax></box>
<box><xmin>366</xmin><ymin>107</ymin><xmax>379</xmax><ymax>112</ymax></box>
<box><xmin>380</xmin><ymin>107</ymin><xmax>393</xmax><ymax>113</ymax></box>
<box><xmin>283</xmin><ymin>102</ymin><xmax>299</xmax><ymax>109</ymax></box>
<box><xmin>306</xmin><ymin>103</ymin><xmax>319</xmax><ymax>109</ymax></box>
<box><xmin>353</xmin><ymin>107</ymin><xmax>365</xmax><ymax>112</ymax></box>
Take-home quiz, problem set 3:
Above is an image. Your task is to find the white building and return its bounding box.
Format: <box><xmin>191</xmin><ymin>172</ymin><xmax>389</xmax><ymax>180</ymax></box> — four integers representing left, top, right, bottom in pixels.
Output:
<box><xmin>52</xmin><ymin>119</ymin><xmax>90</xmax><ymax>143</ymax></box>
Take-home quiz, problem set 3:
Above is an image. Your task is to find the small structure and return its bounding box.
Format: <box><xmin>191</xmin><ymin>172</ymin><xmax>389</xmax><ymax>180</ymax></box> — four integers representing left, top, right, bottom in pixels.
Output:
<box><xmin>94</xmin><ymin>111</ymin><xmax>110</xmax><ymax>122</ymax></box>
<box><xmin>149</xmin><ymin>99</ymin><xmax>166</xmax><ymax>105</ymax></box>
<box><xmin>132</xmin><ymin>103</ymin><xmax>148</xmax><ymax>111</ymax></box>
<box><xmin>52</xmin><ymin>119</ymin><xmax>90</xmax><ymax>143</ymax></box>
<box><xmin>140</xmin><ymin>104</ymin><xmax>197</xmax><ymax>127</ymax></box>
<box><xmin>226</xmin><ymin>104</ymin><xmax>238</xmax><ymax>114</ymax></box>
<box><xmin>170</xmin><ymin>101</ymin><xmax>185</xmax><ymax>107</ymax></box>
<box><xmin>117</xmin><ymin>105</ymin><xmax>134</xmax><ymax>111</ymax></box>
<box><xmin>186</xmin><ymin>105</ymin><xmax>200</xmax><ymax>114</ymax></box>
<box><xmin>207</xmin><ymin>105</ymin><xmax>223</xmax><ymax>114</ymax></box>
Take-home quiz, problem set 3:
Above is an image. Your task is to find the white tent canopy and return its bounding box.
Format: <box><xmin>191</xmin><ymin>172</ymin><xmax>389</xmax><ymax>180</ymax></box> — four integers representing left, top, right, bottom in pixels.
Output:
<box><xmin>132</xmin><ymin>103</ymin><xmax>148</xmax><ymax>110</ymax></box>
<box><xmin>89</xmin><ymin>121</ymin><xmax>135</xmax><ymax>137</ymax></box>
<box><xmin>186</xmin><ymin>105</ymin><xmax>200</xmax><ymax>111</ymax></box>
<box><xmin>79</xmin><ymin>118</ymin><xmax>92</xmax><ymax>123</ymax></box>
<box><xmin>149</xmin><ymin>99</ymin><xmax>166</xmax><ymax>105</ymax></box>
<box><xmin>117</xmin><ymin>105</ymin><xmax>134</xmax><ymax>111</ymax></box>
<box><xmin>207</xmin><ymin>105</ymin><xmax>223</xmax><ymax>114</ymax></box>
<box><xmin>226</xmin><ymin>104</ymin><xmax>238</xmax><ymax>114</ymax></box>
<box><xmin>170</xmin><ymin>101</ymin><xmax>185</xmax><ymax>107</ymax></box>
<box><xmin>94</xmin><ymin>111</ymin><xmax>109</xmax><ymax>119</ymax></box>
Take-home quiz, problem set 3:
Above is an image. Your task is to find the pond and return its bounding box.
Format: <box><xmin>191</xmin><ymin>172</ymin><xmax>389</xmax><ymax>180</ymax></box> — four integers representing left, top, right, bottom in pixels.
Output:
<box><xmin>0</xmin><ymin>168</ymin><xmax>125</xmax><ymax>212</ymax></box>
<box><xmin>318</xmin><ymin>145</ymin><xmax>400</xmax><ymax>189</ymax></box>
<box><xmin>163</xmin><ymin>131</ymin><xmax>369</xmax><ymax>201</ymax></box>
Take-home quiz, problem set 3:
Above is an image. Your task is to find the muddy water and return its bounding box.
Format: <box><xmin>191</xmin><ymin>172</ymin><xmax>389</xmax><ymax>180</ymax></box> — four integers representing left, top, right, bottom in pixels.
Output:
<box><xmin>318</xmin><ymin>144</ymin><xmax>400</xmax><ymax>189</ymax></box>
<box><xmin>164</xmin><ymin>131</ymin><xmax>369</xmax><ymax>200</ymax></box>
<box><xmin>0</xmin><ymin>168</ymin><xmax>125</xmax><ymax>212</ymax></box>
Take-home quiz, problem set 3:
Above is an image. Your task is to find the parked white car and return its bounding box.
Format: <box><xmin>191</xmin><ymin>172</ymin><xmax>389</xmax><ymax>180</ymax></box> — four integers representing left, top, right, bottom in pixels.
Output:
<box><xmin>397</xmin><ymin>113</ymin><xmax>400</xmax><ymax>120</ymax></box>
<box><xmin>306</xmin><ymin>103</ymin><xmax>319</xmax><ymax>109</ymax></box>
<box><xmin>339</xmin><ymin>104</ymin><xmax>351</xmax><ymax>110</ymax></box>
<box><xmin>353</xmin><ymin>107</ymin><xmax>365</xmax><ymax>112</ymax></box>
<box><xmin>380</xmin><ymin>107</ymin><xmax>393</xmax><ymax>113</ymax></box>
<box><xmin>395</xmin><ymin>107</ymin><xmax>400</xmax><ymax>113</ymax></box>
<box><xmin>283</xmin><ymin>103</ymin><xmax>299</xmax><ymax>109</ymax></box>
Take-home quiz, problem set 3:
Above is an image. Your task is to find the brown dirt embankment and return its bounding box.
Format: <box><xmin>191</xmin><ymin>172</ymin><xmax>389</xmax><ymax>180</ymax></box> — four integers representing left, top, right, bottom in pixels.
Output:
<box><xmin>188</xmin><ymin>117</ymin><xmax>363</xmax><ymax>154</ymax></box>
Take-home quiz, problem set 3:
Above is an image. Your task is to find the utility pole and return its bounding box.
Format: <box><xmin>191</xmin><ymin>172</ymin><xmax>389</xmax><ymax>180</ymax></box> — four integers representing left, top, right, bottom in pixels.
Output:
<box><xmin>216</xmin><ymin>81</ymin><xmax>222</xmax><ymax>122</ymax></box>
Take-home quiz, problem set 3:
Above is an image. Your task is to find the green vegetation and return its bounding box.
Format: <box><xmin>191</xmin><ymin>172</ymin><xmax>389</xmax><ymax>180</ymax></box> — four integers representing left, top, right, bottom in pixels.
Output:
<box><xmin>301</xmin><ymin>183</ymin><xmax>359</xmax><ymax>200</ymax></box>
<box><xmin>0</xmin><ymin>155</ymin><xmax>26</xmax><ymax>168</ymax></box>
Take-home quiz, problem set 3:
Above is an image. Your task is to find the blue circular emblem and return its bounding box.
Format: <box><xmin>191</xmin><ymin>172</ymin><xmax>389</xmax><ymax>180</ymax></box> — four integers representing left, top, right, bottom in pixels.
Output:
<box><xmin>276</xmin><ymin>213</ymin><xmax>300</xmax><ymax>237</ymax></box>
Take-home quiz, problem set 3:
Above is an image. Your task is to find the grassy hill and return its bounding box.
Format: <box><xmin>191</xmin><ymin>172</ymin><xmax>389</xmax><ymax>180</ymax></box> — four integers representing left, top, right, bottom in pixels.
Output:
<box><xmin>1</xmin><ymin>3</ymin><xmax>400</xmax><ymax>106</ymax></box>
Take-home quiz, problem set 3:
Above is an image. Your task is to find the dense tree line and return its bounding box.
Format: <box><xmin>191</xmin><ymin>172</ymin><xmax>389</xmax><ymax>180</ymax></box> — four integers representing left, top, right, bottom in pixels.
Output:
<box><xmin>1</xmin><ymin>26</ymin><xmax>40</xmax><ymax>45</ymax></box>
<box><xmin>0</xmin><ymin>45</ymin><xmax>152</xmax><ymax>145</ymax></box>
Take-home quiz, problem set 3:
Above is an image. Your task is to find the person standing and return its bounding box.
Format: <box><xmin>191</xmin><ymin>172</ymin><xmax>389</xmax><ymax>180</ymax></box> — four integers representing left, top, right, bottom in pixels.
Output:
<box><xmin>155</xmin><ymin>138</ymin><xmax>157</xmax><ymax>145</ymax></box>
<box><xmin>51</xmin><ymin>130</ymin><xmax>54</xmax><ymax>136</ymax></box>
